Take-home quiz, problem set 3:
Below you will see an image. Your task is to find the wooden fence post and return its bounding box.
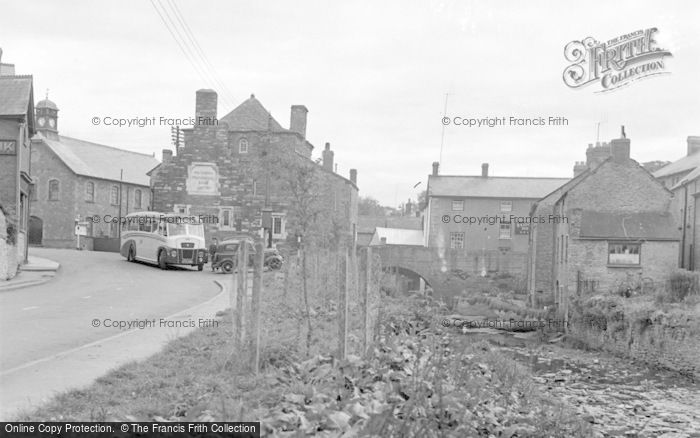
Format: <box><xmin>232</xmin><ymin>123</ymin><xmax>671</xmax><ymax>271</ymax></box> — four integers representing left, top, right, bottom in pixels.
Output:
<box><xmin>250</xmin><ymin>240</ymin><xmax>264</xmax><ymax>373</ymax></box>
<box><xmin>235</xmin><ymin>242</ymin><xmax>248</xmax><ymax>350</ymax></box>
<box><xmin>338</xmin><ymin>248</ymin><xmax>349</xmax><ymax>360</ymax></box>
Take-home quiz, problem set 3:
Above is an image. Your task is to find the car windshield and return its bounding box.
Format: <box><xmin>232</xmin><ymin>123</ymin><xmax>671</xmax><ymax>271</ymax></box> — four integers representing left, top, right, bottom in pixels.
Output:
<box><xmin>188</xmin><ymin>223</ymin><xmax>204</xmax><ymax>238</ymax></box>
<box><xmin>167</xmin><ymin>223</ymin><xmax>187</xmax><ymax>236</ymax></box>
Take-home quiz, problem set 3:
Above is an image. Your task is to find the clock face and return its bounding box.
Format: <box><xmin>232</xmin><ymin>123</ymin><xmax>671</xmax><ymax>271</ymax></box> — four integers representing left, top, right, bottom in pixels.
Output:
<box><xmin>49</xmin><ymin>118</ymin><xmax>55</xmax><ymax>128</ymax></box>
<box><xmin>38</xmin><ymin>117</ymin><xmax>45</xmax><ymax>127</ymax></box>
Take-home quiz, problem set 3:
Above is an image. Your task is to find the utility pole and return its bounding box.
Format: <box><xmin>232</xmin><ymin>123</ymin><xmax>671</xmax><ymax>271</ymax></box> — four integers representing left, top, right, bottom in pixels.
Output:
<box><xmin>118</xmin><ymin>169</ymin><xmax>123</xmax><ymax>240</ymax></box>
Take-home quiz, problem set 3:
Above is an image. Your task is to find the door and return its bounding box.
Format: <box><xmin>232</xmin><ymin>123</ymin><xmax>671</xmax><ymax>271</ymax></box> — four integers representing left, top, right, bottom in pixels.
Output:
<box><xmin>28</xmin><ymin>216</ymin><xmax>43</xmax><ymax>245</ymax></box>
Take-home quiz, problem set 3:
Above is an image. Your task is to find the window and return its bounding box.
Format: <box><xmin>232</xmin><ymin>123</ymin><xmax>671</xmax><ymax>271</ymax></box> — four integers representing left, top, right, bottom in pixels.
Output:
<box><xmin>219</xmin><ymin>206</ymin><xmax>241</xmax><ymax>230</ymax></box>
<box><xmin>499</xmin><ymin>223</ymin><xmax>512</xmax><ymax>239</ymax></box>
<box><xmin>500</xmin><ymin>201</ymin><xmax>512</xmax><ymax>212</ymax></box>
<box><xmin>272</xmin><ymin>214</ymin><xmax>285</xmax><ymax>237</ymax></box>
<box><xmin>174</xmin><ymin>204</ymin><xmax>190</xmax><ymax>215</ymax></box>
<box><xmin>134</xmin><ymin>189</ymin><xmax>142</xmax><ymax>209</ymax></box>
<box><xmin>239</xmin><ymin>138</ymin><xmax>249</xmax><ymax>153</ymax></box>
<box><xmin>608</xmin><ymin>242</ymin><xmax>640</xmax><ymax>265</ymax></box>
<box><xmin>110</xmin><ymin>186</ymin><xmax>119</xmax><ymax>205</ymax></box>
<box><xmin>85</xmin><ymin>181</ymin><xmax>95</xmax><ymax>202</ymax></box>
<box><xmin>451</xmin><ymin>200</ymin><xmax>464</xmax><ymax>211</ymax></box>
<box><xmin>48</xmin><ymin>179</ymin><xmax>59</xmax><ymax>201</ymax></box>
<box><xmin>450</xmin><ymin>232</ymin><xmax>464</xmax><ymax>249</ymax></box>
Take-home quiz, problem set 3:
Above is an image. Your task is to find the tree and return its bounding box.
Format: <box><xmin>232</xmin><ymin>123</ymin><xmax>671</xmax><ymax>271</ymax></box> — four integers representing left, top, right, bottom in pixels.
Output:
<box><xmin>417</xmin><ymin>190</ymin><xmax>428</xmax><ymax>211</ymax></box>
<box><xmin>358</xmin><ymin>196</ymin><xmax>386</xmax><ymax>216</ymax></box>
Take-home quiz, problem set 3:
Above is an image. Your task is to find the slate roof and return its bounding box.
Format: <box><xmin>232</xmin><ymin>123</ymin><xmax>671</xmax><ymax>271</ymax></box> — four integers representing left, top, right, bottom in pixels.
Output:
<box><xmin>358</xmin><ymin>216</ymin><xmax>422</xmax><ymax>233</ymax></box>
<box><xmin>0</xmin><ymin>75</ymin><xmax>33</xmax><ymax>117</ymax></box>
<box><xmin>653</xmin><ymin>152</ymin><xmax>700</xmax><ymax>178</ymax></box>
<box><xmin>370</xmin><ymin>227</ymin><xmax>425</xmax><ymax>246</ymax></box>
<box><xmin>579</xmin><ymin>211</ymin><xmax>679</xmax><ymax>241</ymax></box>
<box><xmin>34</xmin><ymin>133</ymin><xmax>160</xmax><ymax>186</ymax></box>
<box><xmin>429</xmin><ymin>175</ymin><xmax>569</xmax><ymax>199</ymax></box>
<box><xmin>219</xmin><ymin>95</ymin><xmax>285</xmax><ymax>131</ymax></box>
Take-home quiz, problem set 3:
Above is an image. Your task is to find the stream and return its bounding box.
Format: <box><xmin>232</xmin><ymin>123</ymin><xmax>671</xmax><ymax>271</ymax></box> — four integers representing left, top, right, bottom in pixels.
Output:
<box><xmin>453</xmin><ymin>326</ymin><xmax>700</xmax><ymax>437</ymax></box>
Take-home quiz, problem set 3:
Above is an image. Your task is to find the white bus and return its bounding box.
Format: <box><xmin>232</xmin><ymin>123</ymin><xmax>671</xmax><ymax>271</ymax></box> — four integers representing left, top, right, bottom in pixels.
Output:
<box><xmin>120</xmin><ymin>212</ymin><xmax>207</xmax><ymax>270</ymax></box>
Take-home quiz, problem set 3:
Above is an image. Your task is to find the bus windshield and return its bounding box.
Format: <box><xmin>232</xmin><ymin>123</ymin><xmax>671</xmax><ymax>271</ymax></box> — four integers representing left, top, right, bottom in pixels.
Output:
<box><xmin>167</xmin><ymin>222</ymin><xmax>204</xmax><ymax>237</ymax></box>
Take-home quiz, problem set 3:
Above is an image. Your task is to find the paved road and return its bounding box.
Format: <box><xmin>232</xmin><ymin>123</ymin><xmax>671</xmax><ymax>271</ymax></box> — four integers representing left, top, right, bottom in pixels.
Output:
<box><xmin>0</xmin><ymin>248</ymin><xmax>223</xmax><ymax>372</ymax></box>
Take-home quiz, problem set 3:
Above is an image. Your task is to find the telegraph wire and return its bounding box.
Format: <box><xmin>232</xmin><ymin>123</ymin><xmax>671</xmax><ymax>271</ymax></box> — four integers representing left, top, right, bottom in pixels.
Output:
<box><xmin>166</xmin><ymin>0</ymin><xmax>237</xmax><ymax>105</ymax></box>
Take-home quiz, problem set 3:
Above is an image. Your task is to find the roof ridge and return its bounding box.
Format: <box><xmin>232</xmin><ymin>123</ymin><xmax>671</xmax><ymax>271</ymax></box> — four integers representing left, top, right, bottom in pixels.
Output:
<box><xmin>431</xmin><ymin>174</ymin><xmax>569</xmax><ymax>180</ymax></box>
<box><xmin>0</xmin><ymin>74</ymin><xmax>33</xmax><ymax>79</ymax></box>
<box><xmin>59</xmin><ymin>135</ymin><xmax>158</xmax><ymax>158</ymax></box>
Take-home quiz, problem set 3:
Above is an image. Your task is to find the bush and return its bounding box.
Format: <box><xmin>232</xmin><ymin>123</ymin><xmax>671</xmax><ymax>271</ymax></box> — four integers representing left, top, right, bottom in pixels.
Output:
<box><xmin>663</xmin><ymin>270</ymin><xmax>700</xmax><ymax>303</ymax></box>
<box><xmin>6</xmin><ymin>222</ymin><xmax>16</xmax><ymax>246</ymax></box>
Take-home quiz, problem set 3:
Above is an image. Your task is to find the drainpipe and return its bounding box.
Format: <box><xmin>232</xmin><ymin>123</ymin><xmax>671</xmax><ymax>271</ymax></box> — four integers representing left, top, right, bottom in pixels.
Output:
<box><xmin>681</xmin><ymin>184</ymin><xmax>688</xmax><ymax>268</ymax></box>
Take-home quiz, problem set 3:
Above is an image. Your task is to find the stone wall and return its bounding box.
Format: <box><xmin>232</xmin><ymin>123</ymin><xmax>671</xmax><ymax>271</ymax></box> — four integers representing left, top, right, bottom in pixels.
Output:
<box><xmin>569</xmin><ymin>298</ymin><xmax>700</xmax><ymax>379</ymax></box>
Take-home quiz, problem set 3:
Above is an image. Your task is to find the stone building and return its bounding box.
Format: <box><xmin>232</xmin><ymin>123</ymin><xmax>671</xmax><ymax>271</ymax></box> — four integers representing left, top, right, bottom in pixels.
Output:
<box><xmin>149</xmin><ymin>90</ymin><xmax>359</xmax><ymax>248</ymax></box>
<box><xmin>423</xmin><ymin>162</ymin><xmax>567</xmax><ymax>275</ymax></box>
<box><xmin>653</xmin><ymin>136</ymin><xmax>700</xmax><ymax>269</ymax></box>
<box><xmin>528</xmin><ymin>133</ymin><xmax>679</xmax><ymax>308</ymax></box>
<box><xmin>0</xmin><ymin>59</ymin><xmax>35</xmax><ymax>267</ymax></box>
<box><xmin>30</xmin><ymin>98</ymin><xmax>159</xmax><ymax>249</ymax></box>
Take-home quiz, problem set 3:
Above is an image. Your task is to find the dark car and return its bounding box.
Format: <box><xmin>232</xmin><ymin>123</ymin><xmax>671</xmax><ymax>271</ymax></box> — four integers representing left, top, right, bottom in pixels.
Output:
<box><xmin>211</xmin><ymin>238</ymin><xmax>284</xmax><ymax>273</ymax></box>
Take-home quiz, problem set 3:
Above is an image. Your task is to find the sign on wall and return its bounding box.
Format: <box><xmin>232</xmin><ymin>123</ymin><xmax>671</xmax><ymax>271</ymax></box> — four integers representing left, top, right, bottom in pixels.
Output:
<box><xmin>0</xmin><ymin>140</ymin><xmax>16</xmax><ymax>155</ymax></box>
<box><xmin>186</xmin><ymin>162</ymin><xmax>220</xmax><ymax>196</ymax></box>
<box><xmin>515</xmin><ymin>222</ymin><xmax>530</xmax><ymax>235</ymax></box>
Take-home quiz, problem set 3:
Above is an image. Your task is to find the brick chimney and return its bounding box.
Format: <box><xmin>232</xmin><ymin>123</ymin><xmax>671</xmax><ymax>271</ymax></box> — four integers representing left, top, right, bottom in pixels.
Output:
<box><xmin>162</xmin><ymin>149</ymin><xmax>173</xmax><ymax>163</ymax></box>
<box><xmin>195</xmin><ymin>89</ymin><xmax>217</xmax><ymax>122</ymax></box>
<box><xmin>432</xmin><ymin>161</ymin><xmax>439</xmax><ymax>176</ymax></box>
<box><xmin>687</xmin><ymin>136</ymin><xmax>700</xmax><ymax>156</ymax></box>
<box><xmin>481</xmin><ymin>163</ymin><xmax>489</xmax><ymax>177</ymax></box>
<box><xmin>611</xmin><ymin>137</ymin><xmax>631</xmax><ymax>163</ymax></box>
<box><xmin>290</xmin><ymin>105</ymin><xmax>308</xmax><ymax>138</ymax></box>
<box><xmin>322</xmin><ymin>142</ymin><xmax>334</xmax><ymax>172</ymax></box>
<box><xmin>349</xmin><ymin>168</ymin><xmax>357</xmax><ymax>185</ymax></box>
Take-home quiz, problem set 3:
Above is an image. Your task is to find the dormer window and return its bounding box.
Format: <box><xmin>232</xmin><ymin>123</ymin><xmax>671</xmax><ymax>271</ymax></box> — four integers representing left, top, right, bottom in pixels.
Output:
<box><xmin>239</xmin><ymin>138</ymin><xmax>249</xmax><ymax>154</ymax></box>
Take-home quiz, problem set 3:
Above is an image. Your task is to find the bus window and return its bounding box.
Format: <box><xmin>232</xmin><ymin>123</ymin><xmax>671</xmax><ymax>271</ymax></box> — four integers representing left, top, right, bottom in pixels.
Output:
<box><xmin>128</xmin><ymin>219</ymin><xmax>139</xmax><ymax>231</ymax></box>
<box><xmin>168</xmin><ymin>222</ymin><xmax>187</xmax><ymax>236</ymax></box>
<box><xmin>157</xmin><ymin>222</ymin><xmax>167</xmax><ymax>236</ymax></box>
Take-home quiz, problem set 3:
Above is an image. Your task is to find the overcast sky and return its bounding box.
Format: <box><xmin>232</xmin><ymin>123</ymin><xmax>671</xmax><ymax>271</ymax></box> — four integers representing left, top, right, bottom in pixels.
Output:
<box><xmin>2</xmin><ymin>0</ymin><xmax>698</xmax><ymax>206</ymax></box>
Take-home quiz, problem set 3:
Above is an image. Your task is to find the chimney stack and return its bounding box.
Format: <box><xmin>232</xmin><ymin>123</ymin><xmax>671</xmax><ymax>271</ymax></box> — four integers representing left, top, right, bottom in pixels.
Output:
<box><xmin>349</xmin><ymin>168</ymin><xmax>357</xmax><ymax>185</ymax></box>
<box><xmin>481</xmin><ymin>163</ymin><xmax>489</xmax><ymax>177</ymax></box>
<box><xmin>290</xmin><ymin>105</ymin><xmax>308</xmax><ymax>138</ymax></box>
<box><xmin>195</xmin><ymin>89</ymin><xmax>217</xmax><ymax>122</ymax></box>
<box><xmin>322</xmin><ymin>142</ymin><xmax>334</xmax><ymax>171</ymax></box>
<box><xmin>573</xmin><ymin>161</ymin><xmax>587</xmax><ymax>177</ymax></box>
<box><xmin>162</xmin><ymin>149</ymin><xmax>173</xmax><ymax>163</ymax></box>
<box><xmin>611</xmin><ymin>136</ymin><xmax>631</xmax><ymax>164</ymax></box>
<box><xmin>432</xmin><ymin>161</ymin><xmax>439</xmax><ymax>176</ymax></box>
<box><xmin>687</xmin><ymin>136</ymin><xmax>700</xmax><ymax>156</ymax></box>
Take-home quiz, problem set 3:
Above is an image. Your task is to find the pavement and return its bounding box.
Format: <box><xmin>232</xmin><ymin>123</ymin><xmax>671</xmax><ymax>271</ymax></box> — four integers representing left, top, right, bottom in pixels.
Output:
<box><xmin>0</xmin><ymin>248</ymin><xmax>231</xmax><ymax>421</ymax></box>
<box><xmin>0</xmin><ymin>254</ymin><xmax>61</xmax><ymax>292</ymax></box>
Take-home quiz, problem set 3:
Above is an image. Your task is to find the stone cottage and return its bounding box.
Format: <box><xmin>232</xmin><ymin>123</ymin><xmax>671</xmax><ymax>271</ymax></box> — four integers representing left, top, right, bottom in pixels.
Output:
<box><xmin>528</xmin><ymin>132</ymin><xmax>680</xmax><ymax>308</ymax></box>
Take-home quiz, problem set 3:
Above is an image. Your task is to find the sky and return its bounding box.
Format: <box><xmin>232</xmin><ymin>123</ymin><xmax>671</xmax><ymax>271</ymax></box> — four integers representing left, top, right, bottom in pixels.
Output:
<box><xmin>1</xmin><ymin>0</ymin><xmax>698</xmax><ymax>206</ymax></box>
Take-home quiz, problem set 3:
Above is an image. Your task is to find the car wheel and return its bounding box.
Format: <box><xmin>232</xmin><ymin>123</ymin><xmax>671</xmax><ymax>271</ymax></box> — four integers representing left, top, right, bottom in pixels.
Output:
<box><xmin>269</xmin><ymin>258</ymin><xmax>282</xmax><ymax>270</ymax></box>
<box><xmin>221</xmin><ymin>260</ymin><xmax>234</xmax><ymax>274</ymax></box>
<box><xmin>197</xmin><ymin>264</ymin><xmax>204</xmax><ymax>271</ymax></box>
<box><xmin>158</xmin><ymin>250</ymin><xmax>168</xmax><ymax>270</ymax></box>
<box><xmin>127</xmin><ymin>245</ymin><xmax>135</xmax><ymax>262</ymax></box>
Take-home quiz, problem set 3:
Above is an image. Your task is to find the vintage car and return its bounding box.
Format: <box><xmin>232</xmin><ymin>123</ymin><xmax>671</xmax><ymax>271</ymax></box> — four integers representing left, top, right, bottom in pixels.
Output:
<box><xmin>211</xmin><ymin>237</ymin><xmax>284</xmax><ymax>273</ymax></box>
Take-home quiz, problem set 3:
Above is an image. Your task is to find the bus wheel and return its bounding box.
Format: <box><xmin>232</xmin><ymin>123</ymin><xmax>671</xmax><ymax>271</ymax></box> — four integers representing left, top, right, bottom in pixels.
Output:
<box><xmin>197</xmin><ymin>264</ymin><xmax>204</xmax><ymax>271</ymax></box>
<box><xmin>221</xmin><ymin>260</ymin><xmax>234</xmax><ymax>274</ymax></box>
<box><xmin>158</xmin><ymin>250</ymin><xmax>168</xmax><ymax>270</ymax></box>
<box><xmin>127</xmin><ymin>245</ymin><xmax>135</xmax><ymax>262</ymax></box>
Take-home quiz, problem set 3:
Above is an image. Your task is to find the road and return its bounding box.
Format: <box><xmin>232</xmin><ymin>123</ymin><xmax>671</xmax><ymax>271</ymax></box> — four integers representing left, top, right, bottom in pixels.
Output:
<box><xmin>0</xmin><ymin>248</ymin><xmax>223</xmax><ymax>373</ymax></box>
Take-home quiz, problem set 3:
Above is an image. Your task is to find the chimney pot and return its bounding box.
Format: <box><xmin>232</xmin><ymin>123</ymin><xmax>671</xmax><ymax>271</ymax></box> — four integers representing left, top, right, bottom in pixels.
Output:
<box><xmin>349</xmin><ymin>168</ymin><xmax>357</xmax><ymax>185</ymax></box>
<box><xmin>432</xmin><ymin>161</ymin><xmax>439</xmax><ymax>176</ymax></box>
<box><xmin>481</xmin><ymin>163</ymin><xmax>489</xmax><ymax>177</ymax></box>
<box><xmin>162</xmin><ymin>149</ymin><xmax>173</xmax><ymax>163</ymax></box>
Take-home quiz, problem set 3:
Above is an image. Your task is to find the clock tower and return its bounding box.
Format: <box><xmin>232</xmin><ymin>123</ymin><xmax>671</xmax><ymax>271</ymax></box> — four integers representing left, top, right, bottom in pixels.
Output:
<box><xmin>36</xmin><ymin>95</ymin><xmax>59</xmax><ymax>140</ymax></box>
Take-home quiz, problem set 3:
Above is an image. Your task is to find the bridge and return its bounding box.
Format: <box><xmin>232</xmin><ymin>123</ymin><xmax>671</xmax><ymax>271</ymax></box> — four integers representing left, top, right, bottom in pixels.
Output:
<box><xmin>372</xmin><ymin>245</ymin><xmax>527</xmax><ymax>301</ymax></box>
